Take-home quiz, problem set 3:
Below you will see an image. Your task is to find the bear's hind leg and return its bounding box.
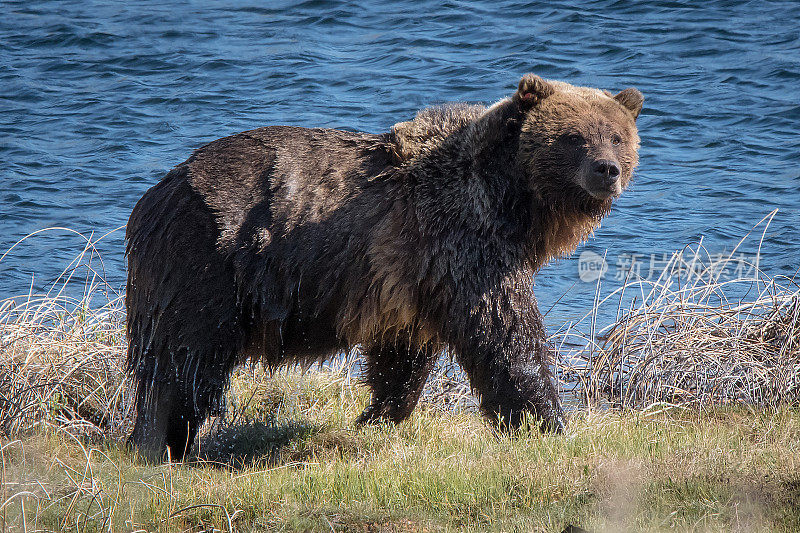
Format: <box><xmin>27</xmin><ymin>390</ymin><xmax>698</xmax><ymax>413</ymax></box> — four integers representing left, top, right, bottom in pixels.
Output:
<box><xmin>128</xmin><ymin>347</ymin><xmax>234</xmax><ymax>462</ymax></box>
<box><xmin>356</xmin><ymin>335</ymin><xmax>435</xmax><ymax>425</ymax></box>
<box><xmin>129</xmin><ymin>378</ymin><xmax>205</xmax><ymax>463</ymax></box>
<box><xmin>128</xmin><ymin>378</ymin><xmax>174</xmax><ymax>462</ymax></box>
<box><xmin>163</xmin><ymin>385</ymin><xmax>203</xmax><ymax>462</ymax></box>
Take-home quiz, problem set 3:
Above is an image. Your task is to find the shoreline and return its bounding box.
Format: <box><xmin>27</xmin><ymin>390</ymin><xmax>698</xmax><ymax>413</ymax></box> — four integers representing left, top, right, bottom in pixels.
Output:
<box><xmin>0</xmin><ymin>232</ymin><xmax>798</xmax><ymax>531</ymax></box>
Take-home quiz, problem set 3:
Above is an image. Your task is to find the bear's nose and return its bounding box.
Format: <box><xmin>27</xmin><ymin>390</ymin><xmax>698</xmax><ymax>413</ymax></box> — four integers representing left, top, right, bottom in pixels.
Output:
<box><xmin>591</xmin><ymin>159</ymin><xmax>621</xmax><ymax>183</ymax></box>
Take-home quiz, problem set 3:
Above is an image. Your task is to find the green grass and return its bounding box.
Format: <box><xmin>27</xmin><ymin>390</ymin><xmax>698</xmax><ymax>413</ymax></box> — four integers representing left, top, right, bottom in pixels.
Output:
<box><xmin>3</xmin><ymin>367</ymin><xmax>799</xmax><ymax>532</ymax></box>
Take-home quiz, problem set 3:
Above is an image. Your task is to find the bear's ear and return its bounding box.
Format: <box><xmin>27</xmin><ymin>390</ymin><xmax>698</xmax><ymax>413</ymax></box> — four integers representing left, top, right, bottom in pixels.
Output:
<box><xmin>614</xmin><ymin>88</ymin><xmax>644</xmax><ymax>120</ymax></box>
<box><xmin>514</xmin><ymin>74</ymin><xmax>555</xmax><ymax>111</ymax></box>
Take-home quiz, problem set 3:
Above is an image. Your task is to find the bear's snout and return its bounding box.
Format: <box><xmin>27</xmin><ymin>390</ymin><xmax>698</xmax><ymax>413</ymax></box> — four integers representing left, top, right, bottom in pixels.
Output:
<box><xmin>591</xmin><ymin>159</ymin><xmax>620</xmax><ymax>182</ymax></box>
<box><xmin>584</xmin><ymin>158</ymin><xmax>622</xmax><ymax>199</ymax></box>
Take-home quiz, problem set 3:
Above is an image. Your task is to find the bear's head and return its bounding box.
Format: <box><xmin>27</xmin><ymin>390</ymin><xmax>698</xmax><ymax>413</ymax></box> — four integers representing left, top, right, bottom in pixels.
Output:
<box><xmin>514</xmin><ymin>74</ymin><xmax>643</xmax><ymax>214</ymax></box>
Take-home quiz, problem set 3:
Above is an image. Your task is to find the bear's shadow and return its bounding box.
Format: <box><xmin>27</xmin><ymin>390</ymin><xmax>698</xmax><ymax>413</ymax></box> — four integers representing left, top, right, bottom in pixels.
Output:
<box><xmin>192</xmin><ymin>418</ymin><xmax>323</xmax><ymax>468</ymax></box>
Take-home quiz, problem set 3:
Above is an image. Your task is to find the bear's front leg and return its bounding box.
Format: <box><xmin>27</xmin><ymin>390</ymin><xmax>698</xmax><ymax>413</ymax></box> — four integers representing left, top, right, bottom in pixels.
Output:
<box><xmin>443</xmin><ymin>274</ymin><xmax>565</xmax><ymax>432</ymax></box>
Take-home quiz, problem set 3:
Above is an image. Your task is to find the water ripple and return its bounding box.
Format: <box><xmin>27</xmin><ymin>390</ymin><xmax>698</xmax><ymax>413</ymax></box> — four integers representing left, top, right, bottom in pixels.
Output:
<box><xmin>1</xmin><ymin>0</ymin><xmax>798</xmax><ymax>326</ymax></box>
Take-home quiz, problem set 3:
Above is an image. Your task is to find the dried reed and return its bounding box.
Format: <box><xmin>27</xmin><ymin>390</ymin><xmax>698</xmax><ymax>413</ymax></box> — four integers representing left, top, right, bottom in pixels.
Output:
<box><xmin>556</xmin><ymin>210</ymin><xmax>800</xmax><ymax>409</ymax></box>
<box><xmin>0</xmin><ymin>228</ymin><xmax>131</xmax><ymax>438</ymax></box>
<box><xmin>1</xmin><ymin>216</ymin><xmax>798</xmax><ymax>444</ymax></box>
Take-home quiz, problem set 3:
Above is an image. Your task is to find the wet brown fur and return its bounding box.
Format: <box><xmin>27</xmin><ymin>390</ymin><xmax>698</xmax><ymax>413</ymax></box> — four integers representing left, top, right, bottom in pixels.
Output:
<box><xmin>126</xmin><ymin>74</ymin><xmax>643</xmax><ymax>461</ymax></box>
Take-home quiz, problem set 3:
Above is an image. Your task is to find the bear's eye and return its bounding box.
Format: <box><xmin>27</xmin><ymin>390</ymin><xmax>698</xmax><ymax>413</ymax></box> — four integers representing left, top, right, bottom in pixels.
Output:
<box><xmin>565</xmin><ymin>133</ymin><xmax>584</xmax><ymax>145</ymax></box>
<box><xmin>611</xmin><ymin>135</ymin><xmax>623</xmax><ymax>146</ymax></box>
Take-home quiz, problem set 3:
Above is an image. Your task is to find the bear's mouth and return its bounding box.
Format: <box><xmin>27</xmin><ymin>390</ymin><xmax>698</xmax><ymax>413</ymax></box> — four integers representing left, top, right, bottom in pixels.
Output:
<box><xmin>585</xmin><ymin>184</ymin><xmax>622</xmax><ymax>201</ymax></box>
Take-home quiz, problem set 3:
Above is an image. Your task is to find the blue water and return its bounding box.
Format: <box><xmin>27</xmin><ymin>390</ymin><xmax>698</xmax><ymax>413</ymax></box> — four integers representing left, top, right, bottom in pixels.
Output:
<box><xmin>1</xmin><ymin>0</ymin><xmax>799</xmax><ymax>329</ymax></box>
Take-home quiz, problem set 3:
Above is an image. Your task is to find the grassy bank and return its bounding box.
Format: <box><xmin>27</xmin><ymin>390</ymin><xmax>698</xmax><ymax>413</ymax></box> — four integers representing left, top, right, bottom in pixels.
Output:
<box><xmin>2</xmin><ymin>366</ymin><xmax>800</xmax><ymax>532</ymax></box>
<box><xmin>1</xmin><ymin>224</ymin><xmax>799</xmax><ymax>531</ymax></box>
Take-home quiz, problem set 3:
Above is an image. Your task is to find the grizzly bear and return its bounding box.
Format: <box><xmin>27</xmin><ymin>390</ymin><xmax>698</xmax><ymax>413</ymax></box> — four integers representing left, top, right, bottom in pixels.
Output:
<box><xmin>126</xmin><ymin>74</ymin><xmax>643</xmax><ymax>462</ymax></box>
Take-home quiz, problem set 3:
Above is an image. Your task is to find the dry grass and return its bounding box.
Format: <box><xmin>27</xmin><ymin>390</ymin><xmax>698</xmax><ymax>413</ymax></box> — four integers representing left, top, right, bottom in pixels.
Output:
<box><xmin>556</xmin><ymin>211</ymin><xmax>800</xmax><ymax>409</ymax></box>
<box><xmin>0</xmin><ymin>229</ymin><xmax>131</xmax><ymax>439</ymax></box>
<box><xmin>0</xmin><ymin>221</ymin><xmax>799</xmax><ymax>531</ymax></box>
